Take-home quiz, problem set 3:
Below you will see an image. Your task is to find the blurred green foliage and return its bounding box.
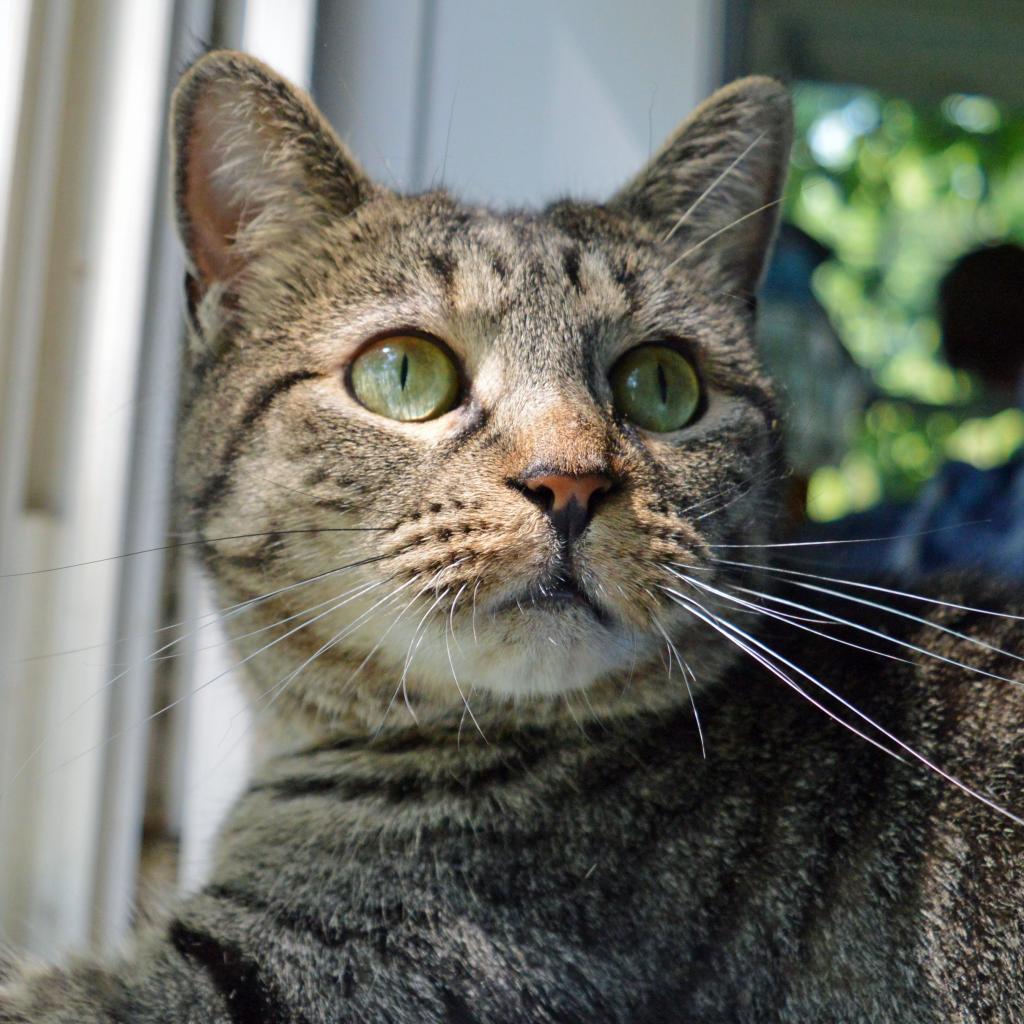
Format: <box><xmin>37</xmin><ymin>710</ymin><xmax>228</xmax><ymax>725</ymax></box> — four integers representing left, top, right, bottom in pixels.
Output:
<box><xmin>785</xmin><ymin>84</ymin><xmax>1024</xmax><ymax>521</ymax></box>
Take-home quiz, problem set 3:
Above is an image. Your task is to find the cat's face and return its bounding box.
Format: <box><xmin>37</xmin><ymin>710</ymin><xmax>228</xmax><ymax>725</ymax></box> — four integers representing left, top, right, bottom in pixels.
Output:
<box><xmin>171</xmin><ymin>53</ymin><xmax>792</xmax><ymax>732</ymax></box>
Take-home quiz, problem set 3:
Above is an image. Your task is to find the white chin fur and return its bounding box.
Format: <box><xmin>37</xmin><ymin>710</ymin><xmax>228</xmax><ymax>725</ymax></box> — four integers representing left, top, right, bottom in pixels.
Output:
<box><xmin>386</xmin><ymin>608</ymin><xmax>650</xmax><ymax>699</ymax></box>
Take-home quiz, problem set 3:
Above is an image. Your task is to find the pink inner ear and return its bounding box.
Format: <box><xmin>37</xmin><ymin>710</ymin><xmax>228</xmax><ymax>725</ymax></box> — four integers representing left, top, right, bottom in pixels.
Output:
<box><xmin>185</xmin><ymin>104</ymin><xmax>248</xmax><ymax>287</ymax></box>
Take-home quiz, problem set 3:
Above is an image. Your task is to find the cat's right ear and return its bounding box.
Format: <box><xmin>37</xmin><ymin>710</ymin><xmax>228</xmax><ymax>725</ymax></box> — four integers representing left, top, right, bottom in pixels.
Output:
<box><xmin>171</xmin><ymin>50</ymin><xmax>381</xmax><ymax>306</ymax></box>
<box><xmin>609</xmin><ymin>76</ymin><xmax>792</xmax><ymax>298</ymax></box>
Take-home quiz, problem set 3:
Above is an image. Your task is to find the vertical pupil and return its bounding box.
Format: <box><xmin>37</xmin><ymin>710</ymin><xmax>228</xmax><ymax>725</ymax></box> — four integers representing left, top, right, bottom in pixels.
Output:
<box><xmin>399</xmin><ymin>352</ymin><xmax>409</xmax><ymax>390</ymax></box>
<box><xmin>656</xmin><ymin>361</ymin><xmax>668</xmax><ymax>405</ymax></box>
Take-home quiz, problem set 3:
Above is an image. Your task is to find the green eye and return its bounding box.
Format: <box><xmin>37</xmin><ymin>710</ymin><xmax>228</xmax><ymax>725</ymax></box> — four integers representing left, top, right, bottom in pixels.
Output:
<box><xmin>349</xmin><ymin>335</ymin><xmax>460</xmax><ymax>421</ymax></box>
<box><xmin>610</xmin><ymin>344</ymin><xmax>702</xmax><ymax>432</ymax></box>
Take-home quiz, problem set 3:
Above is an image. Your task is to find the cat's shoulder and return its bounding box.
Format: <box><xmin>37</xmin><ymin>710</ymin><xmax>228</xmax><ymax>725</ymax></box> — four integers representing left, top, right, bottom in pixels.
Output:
<box><xmin>748</xmin><ymin>569</ymin><xmax>1024</xmax><ymax>786</ymax></box>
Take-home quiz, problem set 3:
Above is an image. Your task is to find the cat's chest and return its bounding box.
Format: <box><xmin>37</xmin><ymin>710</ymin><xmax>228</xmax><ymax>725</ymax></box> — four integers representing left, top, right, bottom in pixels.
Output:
<box><xmin>199</xmin><ymin>706</ymin><xmax>941</xmax><ymax>1021</ymax></box>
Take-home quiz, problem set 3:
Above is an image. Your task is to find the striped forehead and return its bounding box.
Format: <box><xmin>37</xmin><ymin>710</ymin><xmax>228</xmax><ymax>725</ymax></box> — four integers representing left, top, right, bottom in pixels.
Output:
<box><xmin>423</xmin><ymin>213</ymin><xmax>638</xmax><ymax>377</ymax></box>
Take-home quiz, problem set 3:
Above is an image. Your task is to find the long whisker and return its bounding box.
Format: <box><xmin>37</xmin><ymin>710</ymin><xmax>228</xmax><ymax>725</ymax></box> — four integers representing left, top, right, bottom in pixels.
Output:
<box><xmin>43</xmin><ymin>575</ymin><xmax>394</xmax><ymax>781</ymax></box>
<box><xmin>206</xmin><ymin>579</ymin><xmax>422</xmax><ymax>779</ymax></box>
<box><xmin>0</xmin><ymin>526</ymin><xmax>391</xmax><ymax>580</ymax></box>
<box><xmin>711</xmin><ymin>556</ymin><xmax>1024</xmax><ymax>623</ymax></box>
<box><xmin>660</xmin><ymin>585</ymin><xmax>1024</xmax><ymax>827</ymax></box>
<box><xmin>212</xmin><ymin>551</ymin><xmax>399</xmax><ymax>623</ymax></box>
<box><xmin>378</xmin><ymin>600</ymin><xmax>432</xmax><ymax>727</ymax></box>
<box><xmin>741</xmin><ymin>572</ymin><xmax>1024</xmax><ymax>667</ymax></box>
<box><xmin>652</xmin><ymin>617</ymin><xmax>705</xmax><ymax>757</ymax></box>
<box><xmin>708</xmin><ymin>520</ymin><xmax>991</xmax><ymax>551</ymax></box>
<box><xmin>2</xmin><ymin>553</ymin><xmax>398</xmax><ymax>794</ymax></box>
<box><xmin>665</xmin><ymin>197</ymin><xmax>783</xmax><ymax>272</ymax></box>
<box><xmin>471</xmin><ymin>578</ymin><xmax>482</xmax><ymax>645</ymax></box>
<box><xmin>695</xmin><ymin>481</ymin><xmax>759</xmax><ymax>522</ymax></box>
<box><xmin>152</xmin><ymin>576</ymin><xmax>400</xmax><ymax>661</ymax></box>
<box><xmin>448</xmin><ymin>582</ymin><xmax>469</xmax><ymax>659</ymax></box>
<box><xmin>663</xmin><ymin>132</ymin><xmax>765</xmax><ymax>242</ymax></box>
<box><xmin>683</xmin><ymin>573</ymin><xmax>1022</xmax><ymax>686</ymax></box>
<box><xmin>340</xmin><ymin>575</ymin><xmax>427</xmax><ymax>693</ymax></box>
<box><xmin>378</xmin><ymin>562</ymin><xmax>469</xmax><ymax>731</ymax></box>
<box><xmin>665</xmin><ymin>567</ymin><xmax>912</xmax><ymax>665</ymax></box>
<box><xmin>445</xmin><ymin>584</ymin><xmax>486</xmax><ymax>743</ymax></box>
<box><xmin>560</xmin><ymin>690</ymin><xmax>589</xmax><ymax>737</ymax></box>
<box><xmin>675</xmin><ymin>464</ymin><xmax>786</xmax><ymax>520</ymax></box>
<box><xmin>403</xmin><ymin>588</ymin><xmax>450</xmax><ymax>712</ymax></box>
<box><xmin>661</xmin><ymin>586</ymin><xmax>904</xmax><ymax>761</ymax></box>
<box><xmin>9</xmin><ymin>548</ymin><xmax>396</xmax><ymax>668</ymax></box>
<box><xmin>254</xmin><ymin>577</ymin><xmax>419</xmax><ymax>716</ymax></box>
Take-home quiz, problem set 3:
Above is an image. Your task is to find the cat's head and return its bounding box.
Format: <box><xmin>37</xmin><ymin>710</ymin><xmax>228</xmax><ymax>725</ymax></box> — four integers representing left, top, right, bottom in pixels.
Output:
<box><xmin>171</xmin><ymin>51</ymin><xmax>792</xmax><ymax>736</ymax></box>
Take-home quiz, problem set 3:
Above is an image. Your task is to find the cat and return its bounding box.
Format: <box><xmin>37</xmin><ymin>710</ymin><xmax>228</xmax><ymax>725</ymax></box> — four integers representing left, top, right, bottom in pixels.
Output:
<box><xmin>2</xmin><ymin>49</ymin><xmax>1023</xmax><ymax>1023</ymax></box>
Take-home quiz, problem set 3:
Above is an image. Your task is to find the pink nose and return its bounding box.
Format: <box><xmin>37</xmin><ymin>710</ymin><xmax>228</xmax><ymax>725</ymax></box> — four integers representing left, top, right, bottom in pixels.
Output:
<box><xmin>518</xmin><ymin>472</ymin><xmax>613</xmax><ymax>546</ymax></box>
<box><xmin>521</xmin><ymin>473</ymin><xmax>613</xmax><ymax>513</ymax></box>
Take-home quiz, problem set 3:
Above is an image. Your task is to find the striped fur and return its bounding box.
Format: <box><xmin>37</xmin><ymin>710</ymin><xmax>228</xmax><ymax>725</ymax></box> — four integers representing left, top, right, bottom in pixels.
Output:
<box><xmin>2</xmin><ymin>52</ymin><xmax>1022</xmax><ymax>1023</ymax></box>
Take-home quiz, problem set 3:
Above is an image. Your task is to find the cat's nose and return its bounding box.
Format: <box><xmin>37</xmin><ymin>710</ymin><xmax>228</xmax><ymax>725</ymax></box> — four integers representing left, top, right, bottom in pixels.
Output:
<box><xmin>517</xmin><ymin>472</ymin><xmax>613</xmax><ymax>545</ymax></box>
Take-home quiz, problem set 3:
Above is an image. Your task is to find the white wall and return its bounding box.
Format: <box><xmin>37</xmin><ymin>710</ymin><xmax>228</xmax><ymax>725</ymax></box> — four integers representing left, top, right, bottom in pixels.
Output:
<box><xmin>315</xmin><ymin>0</ymin><xmax>725</xmax><ymax>201</ymax></box>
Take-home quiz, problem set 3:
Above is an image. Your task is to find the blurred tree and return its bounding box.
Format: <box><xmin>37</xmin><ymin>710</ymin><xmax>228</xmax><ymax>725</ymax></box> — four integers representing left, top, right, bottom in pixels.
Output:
<box><xmin>782</xmin><ymin>84</ymin><xmax>1024</xmax><ymax>520</ymax></box>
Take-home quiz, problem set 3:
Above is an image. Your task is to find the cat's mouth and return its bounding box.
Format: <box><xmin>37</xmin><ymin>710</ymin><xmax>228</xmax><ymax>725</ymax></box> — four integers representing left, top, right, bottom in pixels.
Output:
<box><xmin>494</xmin><ymin>574</ymin><xmax>612</xmax><ymax>626</ymax></box>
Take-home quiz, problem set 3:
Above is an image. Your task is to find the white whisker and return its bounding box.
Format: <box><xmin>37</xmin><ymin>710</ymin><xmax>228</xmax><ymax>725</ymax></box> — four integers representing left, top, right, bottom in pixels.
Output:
<box><xmin>254</xmin><ymin>577</ymin><xmax>417</xmax><ymax>716</ymax></box>
<box><xmin>663</xmin><ymin>131</ymin><xmax>765</xmax><ymax>242</ymax></box>
<box><xmin>340</xmin><ymin>575</ymin><xmax>426</xmax><ymax>693</ymax></box>
<box><xmin>653</xmin><ymin>617</ymin><xmax>705</xmax><ymax>758</ymax></box>
<box><xmin>688</xmin><ymin>573</ymin><xmax>1021</xmax><ymax>686</ymax></box>
<box><xmin>661</xmin><ymin>586</ymin><xmax>905</xmax><ymax>761</ymax></box>
<box><xmin>711</xmin><ymin>556</ymin><xmax>1024</xmax><ymax>623</ymax></box>
<box><xmin>708</xmin><ymin>520</ymin><xmax>991</xmax><ymax>550</ymax></box>
<box><xmin>471</xmin><ymin>579</ymin><xmax>482</xmax><ymax>644</ymax></box>
<box><xmin>665</xmin><ymin>197</ymin><xmax>783</xmax><ymax>272</ymax></box>
<box><xmin>448</xmin><ymin>582</ymin><xmax>469</xmax><ymax>659</ymax></box>
<box><xmin>445</xmin><ymin>592</ymin><xmax>485</xmax><ymax>744</ymax></box>
<box><xmin>666</xmin><ymin>567</ymin><xmax>912</xmax><ymax>665</ymax></box>
<box><xmin>756</xmin><ymin>575</ymin><xmax>1023</xmax><ymax>668</ymax></box>
<box><xmin>659</xmin><ymin>584</ymin><xmax>1024</xmax><ymax>827</ymax></box>
<box><xmin>44</xmin><ymin>575</ymin><xmax>391</xmax><ymax>781</ymax></box>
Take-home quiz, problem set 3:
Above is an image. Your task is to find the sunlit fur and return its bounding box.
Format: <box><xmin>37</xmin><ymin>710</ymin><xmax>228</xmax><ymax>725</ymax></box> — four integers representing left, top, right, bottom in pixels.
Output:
<box><xmin>4</xmin><ymin>52</ymin><xmax>1023</xmax><ymax>1024</ymax></box>
<box><xmin>173</xmin><ymin>54</ymin><xmax>790</xmax><ymax>739</ymax></box>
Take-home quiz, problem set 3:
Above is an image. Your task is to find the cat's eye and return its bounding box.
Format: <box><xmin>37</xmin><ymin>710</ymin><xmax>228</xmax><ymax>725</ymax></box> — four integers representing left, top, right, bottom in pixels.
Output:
<box><xmin>610</xmin><ymin>344</ymin><xmax>702</xmax><ymax>432</ymax></box>
<box><xmin>349</xmin><ymin>335</ymin><xmax>460</xmax><ymax>421</ymax></box>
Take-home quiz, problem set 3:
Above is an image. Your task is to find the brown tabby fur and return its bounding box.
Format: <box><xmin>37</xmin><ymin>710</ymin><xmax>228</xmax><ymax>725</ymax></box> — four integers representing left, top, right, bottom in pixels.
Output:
<box><xmin>1</xmin><ymin>51</ymin><xmax>1022</xmax><ymax>1023</ymax></box>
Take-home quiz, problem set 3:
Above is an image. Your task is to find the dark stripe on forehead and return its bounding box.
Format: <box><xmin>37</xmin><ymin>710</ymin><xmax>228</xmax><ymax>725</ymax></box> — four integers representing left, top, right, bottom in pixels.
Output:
<box><xmin>612</xmin><ymin>256</ymin><xmax>641</xmax><ymax>311</ymax></box>
<box><xmin>490</xmin><ymin>253</ymin><xmax>510</xmax><ymax>281</ymax></box>
<box><xmin>428</xmin><ymin>249</ymin><xmax>457</xmax><ymax>291</ymax></box>
<box><xmin>193</xmin><ymin>369</ymin><xmax>319</xmax><ymax>524</ymax></box>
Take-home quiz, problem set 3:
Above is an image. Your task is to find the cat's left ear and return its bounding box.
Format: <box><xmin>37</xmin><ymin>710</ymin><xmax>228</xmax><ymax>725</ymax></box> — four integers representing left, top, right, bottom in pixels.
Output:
<box><xmin>171</xmin><ymin>50</ymin><xmax>383</xmax><ymax>296</ymax></box>
<box><xmin>609</xmin><ymin>76</ymin><xmax>793</xmax><ymax>297</ymax></box>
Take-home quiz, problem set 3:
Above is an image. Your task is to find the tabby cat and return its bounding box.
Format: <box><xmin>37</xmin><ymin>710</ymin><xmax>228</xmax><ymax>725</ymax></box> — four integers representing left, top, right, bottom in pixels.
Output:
<box><xmin>2</xmin><ymin>50</ymin><xmax>1023</xmax><ymax>1023</ymax></box>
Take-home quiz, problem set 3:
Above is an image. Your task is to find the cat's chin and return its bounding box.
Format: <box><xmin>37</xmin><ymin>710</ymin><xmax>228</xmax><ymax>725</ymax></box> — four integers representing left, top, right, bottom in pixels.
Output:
<box><xmin>397</xmin><ymin>603</ymin><xmax>652</xmax><ymax>700</ymax></box>
<box><xmin>491</xmin><ymin>587</ymin><xmax>612</xmax><ymax>629</ymax></box>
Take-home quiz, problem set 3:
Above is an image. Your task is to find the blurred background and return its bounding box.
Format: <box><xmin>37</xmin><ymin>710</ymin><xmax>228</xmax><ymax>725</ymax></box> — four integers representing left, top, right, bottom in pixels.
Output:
<box><xmin>1</xmin><ymin>0</ymin><xmax>1022</xmax><ymax>960</ymax></box>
